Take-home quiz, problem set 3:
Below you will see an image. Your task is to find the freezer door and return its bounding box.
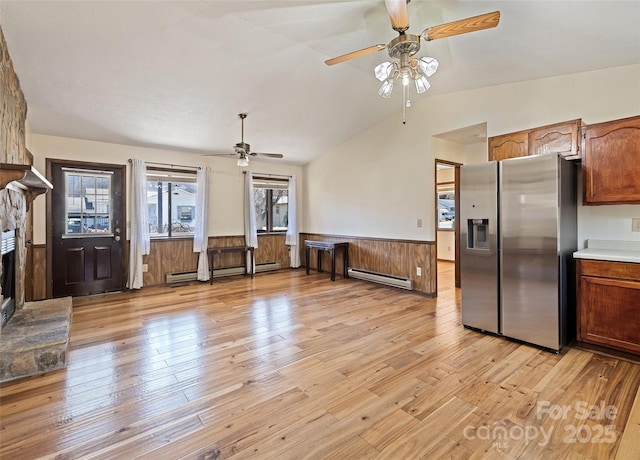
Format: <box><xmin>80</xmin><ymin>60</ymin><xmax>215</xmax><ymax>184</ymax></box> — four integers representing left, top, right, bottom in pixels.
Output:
<box><xmin>500</xmin><ymin>154</ymin><xmax>560</xmax><ymax>350</ymax></box>
<box><xmin>460</xmin><ymin>162</ymin><xmax>499</xmax><ymax>333</ymax></box>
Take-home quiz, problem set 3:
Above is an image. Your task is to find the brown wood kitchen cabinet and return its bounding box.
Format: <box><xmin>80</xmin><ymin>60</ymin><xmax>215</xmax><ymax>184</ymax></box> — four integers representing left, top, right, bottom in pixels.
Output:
<box><xmin>577</xmin><ymin>259</ymin><xmax>640</xmax><ymax>354</ymax></box>
<box><xmin>528</xmin><ymin>119</ymin><xmax>582</xmax><ymax>160</ymax></box>
<box><xmin>488</xmin><ymin>119</ymin><xmax>582</xmax><ymax>161</ymax></box>
<box><xmin>582</xmin><ymin>114</ymin><xmax>640</xmax><ymax>205</ymax></box>
<box><xmin>488</xmin><ymin>130</ymin><xmax>528</xmax><ymax>161</ymax></box>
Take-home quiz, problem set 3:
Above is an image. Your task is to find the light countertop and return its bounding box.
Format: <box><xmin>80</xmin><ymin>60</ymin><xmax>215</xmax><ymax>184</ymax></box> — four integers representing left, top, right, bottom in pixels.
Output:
<box><xmin>573</xmin><ymin>239</ymin><xmax>640</xmax><ymax>263</ymax></box>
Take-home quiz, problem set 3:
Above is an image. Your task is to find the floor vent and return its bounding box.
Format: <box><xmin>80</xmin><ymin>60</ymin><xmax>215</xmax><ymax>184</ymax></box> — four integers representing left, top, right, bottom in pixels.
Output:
<box><xmin>166</xmin><ymin>262</ymin><xmax>281</xmax><ymax>284</ymax></box>
<box><xmin>347</xmin><ymin>268</ymin><xmax>413</xmax><ymax>290</ymax></box>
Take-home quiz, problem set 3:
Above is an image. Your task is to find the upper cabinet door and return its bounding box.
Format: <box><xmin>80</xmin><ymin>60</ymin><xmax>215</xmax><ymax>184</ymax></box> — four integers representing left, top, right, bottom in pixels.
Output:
<box><xmin>488</xmin><ymin>130</ymin><xmax>528</xmax><ymax>161</ymax></box>
<box><xmin>528</xmin><ymin>119</ymin><xmax>581</xmax><ymax>160</ymax></box>
<box><xmin>583</xmin><ymin>115</ymin><xmax>640</xmax><ymax>205</ymax></box>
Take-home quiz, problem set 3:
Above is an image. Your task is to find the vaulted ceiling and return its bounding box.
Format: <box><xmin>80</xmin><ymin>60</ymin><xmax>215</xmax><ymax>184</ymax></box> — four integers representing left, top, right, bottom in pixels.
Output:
<box><xmin>2</xmin><ymin>1</ymin><xmax>639</xmax><ymax>164</ymax></box>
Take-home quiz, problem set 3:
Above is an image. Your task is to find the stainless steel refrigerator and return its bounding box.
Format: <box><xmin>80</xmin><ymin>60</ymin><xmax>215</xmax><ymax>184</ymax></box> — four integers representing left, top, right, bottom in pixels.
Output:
<box><xmin>460</xmin><ymin>153</ymin><xmax>577</xmax><ymax>351</ymax></box>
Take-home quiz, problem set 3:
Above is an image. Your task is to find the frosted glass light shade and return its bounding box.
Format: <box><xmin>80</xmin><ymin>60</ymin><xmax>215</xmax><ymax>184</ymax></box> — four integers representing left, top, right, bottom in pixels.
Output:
<box><xmin>237</xmin><ymin>156</ymin><xmax>249</xmax><ymax>167</ymax></box>
<box><xmin>415</xmin><ymin>75</ymin><xmax>430</xmax><ymax>94</ymax></box>
<box><xmin>374</xmin><ymin>61</ymin><xmax>394</xmax><ymax>82</ymax></box>
<box><xmin>378</xmin><ymin>79</ymin><xmax>394</xmax><ymax>98</ymax></box>
<box><xmin>418</xmin><ymin>57</ymin><xmax>439</xmax><ymax>77</ymax></box>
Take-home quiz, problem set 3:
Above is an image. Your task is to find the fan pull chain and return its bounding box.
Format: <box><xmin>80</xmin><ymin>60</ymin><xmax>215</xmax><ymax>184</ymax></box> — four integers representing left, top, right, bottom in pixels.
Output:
<box><xmin>402</xmin><ymin>84</ymin><xmax>407</xmax><ymax>124</ymax></box>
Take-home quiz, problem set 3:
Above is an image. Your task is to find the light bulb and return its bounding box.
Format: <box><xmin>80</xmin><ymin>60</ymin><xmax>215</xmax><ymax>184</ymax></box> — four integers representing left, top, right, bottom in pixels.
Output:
<box><xmin>401</xmin><ymin>72</ymin><xmax>410</xmax><ymax>87</ymax></box>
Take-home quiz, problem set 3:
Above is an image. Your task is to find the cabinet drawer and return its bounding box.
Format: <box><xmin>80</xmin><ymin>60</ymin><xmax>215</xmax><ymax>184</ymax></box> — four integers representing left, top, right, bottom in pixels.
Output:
<box><xmin>579</xmin><ymin>259</ymin><xmax>640</xmax><ymax>281</ymax></box>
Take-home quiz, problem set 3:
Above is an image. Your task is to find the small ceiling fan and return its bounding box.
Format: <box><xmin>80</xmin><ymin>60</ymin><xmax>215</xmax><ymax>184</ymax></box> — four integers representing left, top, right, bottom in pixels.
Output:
<box><xmin>206</xmin><ymin>113</ymin><xmax>284</xmax><ymax>166</ymax></box>
<box><xmin>325</xmin><ymin>0</ymin><xmax>500</xmax><ymax>122</ymax></box>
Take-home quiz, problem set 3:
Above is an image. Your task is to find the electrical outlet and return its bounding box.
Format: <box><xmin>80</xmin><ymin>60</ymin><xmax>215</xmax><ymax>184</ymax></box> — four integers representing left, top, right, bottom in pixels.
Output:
<box><xmin>633</xmin><ymin>218</ymin><xmax>640</xmax><ymax>232</ymax></box>
<box><xmin>416</xmin><ymin>267</ymin><xmax>422</xmax><ymax>277</ymax></box>
<box><xmin>142</xmin><ymin>264</ymin><xmax>148</xmax><ymax>272</ymax></box>
<box><xmin>417</xmin><ymin>218</ymin><xmax>423</xmax><ymax>228</ymax></box>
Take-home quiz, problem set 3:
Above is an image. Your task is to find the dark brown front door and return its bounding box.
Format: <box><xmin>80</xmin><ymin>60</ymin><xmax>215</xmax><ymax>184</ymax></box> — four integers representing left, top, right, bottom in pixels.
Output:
<box><xmin>49</xmin><ymin>160</ymin><xmax>125</xmax><ymax>298</ymax></box>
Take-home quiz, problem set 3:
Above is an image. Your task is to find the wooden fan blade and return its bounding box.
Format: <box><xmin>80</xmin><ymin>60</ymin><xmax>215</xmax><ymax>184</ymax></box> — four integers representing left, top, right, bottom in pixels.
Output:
<box><xmin>421</xmin><ymin>11</ymin><xmax>500</xmax><ymax>41</ymax></box>
<box><xmin>325</xmin><ymin>44</ymin><xmax>386</xmax><ymax>66</ymax></box>
<box><xmin>384</xmin><ymin>0</ymin><xmax>409</xmax><ymax>32</ymax></box>
<box><xmin>251</xmin><ymin>152</ymin><xmax>284</xmax><ymax>159</ymax></box>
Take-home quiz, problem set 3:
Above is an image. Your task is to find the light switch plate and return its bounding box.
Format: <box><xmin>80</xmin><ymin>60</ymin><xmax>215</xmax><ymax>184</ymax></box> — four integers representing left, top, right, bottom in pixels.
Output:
<box><xmin>633</xmin><ymin>218</ymin><xmax>640</xmax><ymax>232</ymax></box>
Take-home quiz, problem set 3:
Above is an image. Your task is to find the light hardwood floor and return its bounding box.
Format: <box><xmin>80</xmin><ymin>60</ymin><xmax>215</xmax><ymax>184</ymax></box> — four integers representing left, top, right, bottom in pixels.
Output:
<box><xmin>1</xmin><ymin>262</ymin><xmax>639</xmax><ymax>459</ymax></box>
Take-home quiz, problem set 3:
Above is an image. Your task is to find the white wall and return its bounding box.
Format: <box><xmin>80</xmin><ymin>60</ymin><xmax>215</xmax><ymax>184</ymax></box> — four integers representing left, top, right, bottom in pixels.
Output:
<box><xmin>28</xmin><ymin>134</ymin><xmax>303</xmax><ymax>245</ymax></box>
<box><xmin>304</xmin><ymin>64</ymin><xmax>640</xmax><ymax>246</ymax></box>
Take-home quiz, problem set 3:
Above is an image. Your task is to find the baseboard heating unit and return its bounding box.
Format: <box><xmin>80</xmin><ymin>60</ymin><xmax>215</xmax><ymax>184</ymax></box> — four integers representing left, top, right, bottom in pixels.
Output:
<box><xmin>347</xmin><ymin>268</ymin><xmax>413</xmax><ymax>290</ymax></box>
<box><xmin>166</xmin><ymin>262</ymin><xmax>281</xmax><ymax>284</ymax></box>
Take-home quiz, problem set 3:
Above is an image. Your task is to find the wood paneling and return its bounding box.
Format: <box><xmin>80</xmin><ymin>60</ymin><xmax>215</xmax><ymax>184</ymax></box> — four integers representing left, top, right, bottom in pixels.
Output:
<box><xmin>33</xmin><ymin>233</ymin><xmax>293</xmax><ymax>293</ymax></box>
<box><xmin>143</xmin><ymin>234</ymin><xmax>291</xmax><ymax>287</ymax></box>
<box><xmin>301</xmin><ymin>233</ymin><xmax>437</xmax><ymax>296</ymax></box>
<box><xmin>28</xmin><ymin>244</ymin><xmax>46</xmax><ymax>301</ymax></box>
<box><xmin>143</xmin><ymin>238</ymin><xmax>199</xmax><ymax>286</ymax></box>
<box><xmin>1</xmin><ymin>266</ymin><xmax>639</xmax><ymax>459</ymax></box>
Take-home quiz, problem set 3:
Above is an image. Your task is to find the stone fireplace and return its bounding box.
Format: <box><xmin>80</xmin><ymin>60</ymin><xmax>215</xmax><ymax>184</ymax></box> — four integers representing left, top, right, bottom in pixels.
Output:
<box><xmin>0</xmin><ymin>182</ymin><xmax>29</xmax><ymax>330</ymax></box>
<box><xmin>0</xmin><ymin>24</ymin><xmax>69</xmax><ymax>382</ymax></box>
<box><xmin>0</xmin><ymin>165</ymin><xmax>54</xmax><ymax>313</ymax></box>
<box><xmin>0</xmin><ymin>168</ymin><xmax>75</xmax><ymax>383</ymax></box>
<box><xmin>1</xmin><ymin>229</ymin><xmax>17</xmax><ymax>326</ymax></box>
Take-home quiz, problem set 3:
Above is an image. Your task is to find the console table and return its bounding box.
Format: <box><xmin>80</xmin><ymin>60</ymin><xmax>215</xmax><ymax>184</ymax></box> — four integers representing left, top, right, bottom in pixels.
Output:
<box><xmin>304</xmin><ymin>240</ymin><xmax>349</xmax><ymax>281</ymax></box>
<box><xmin>208</xmin><ymin>246</ymin><xmax>254</xmax><ymax>284</ymax></box>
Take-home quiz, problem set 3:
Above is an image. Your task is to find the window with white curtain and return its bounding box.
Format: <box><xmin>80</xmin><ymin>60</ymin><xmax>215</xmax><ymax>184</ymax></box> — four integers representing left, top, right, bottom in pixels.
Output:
<box><xmin>146</xmin><ymin>167</ymin><xmax>197</xmax><ymax>237</ymax></box>
<box><xmin>252</xmin><ymin>176</ymin><xmax>289</xmax><ymax>233</ymax></box>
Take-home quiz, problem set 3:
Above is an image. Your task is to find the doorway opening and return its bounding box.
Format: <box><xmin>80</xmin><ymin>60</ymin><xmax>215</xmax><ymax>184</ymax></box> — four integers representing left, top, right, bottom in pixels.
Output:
<box><xmin>435</xmin><ymin>160</ymin><xmax>460</xmax><ymax>289</ymax></box>
<box><xmin>433</xmin><ymin>122</ymin><xmax>488</xmax><ymax>291</ymax></box>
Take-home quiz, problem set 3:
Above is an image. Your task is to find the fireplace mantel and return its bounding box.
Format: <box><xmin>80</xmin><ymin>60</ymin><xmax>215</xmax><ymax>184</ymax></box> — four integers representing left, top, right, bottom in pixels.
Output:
<box><xmin>0</xmin><ymin>163</ymin><xmax>53</xmax><ymax>210</ymax></box>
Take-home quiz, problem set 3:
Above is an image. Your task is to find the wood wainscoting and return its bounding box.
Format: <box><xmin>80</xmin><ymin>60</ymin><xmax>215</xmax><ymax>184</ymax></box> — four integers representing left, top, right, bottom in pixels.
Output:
<box><xmin>26</xmin><ymin>244</ymin><xmax>47</xmax><ymax>301</ymax></box>
<box><xmin>32</xmin><ymin>234</ymin><xmax>293</xmax><ymax>297</ymax></box>
<box><xmin>300</xmin><ymin>233</ymin><xmax>437</xmax><ymax>296</ymax></box>
<box><xmin>142</xmin><ymin>234</ymin><xmax>291</xmax><ymax>287</ymax></box>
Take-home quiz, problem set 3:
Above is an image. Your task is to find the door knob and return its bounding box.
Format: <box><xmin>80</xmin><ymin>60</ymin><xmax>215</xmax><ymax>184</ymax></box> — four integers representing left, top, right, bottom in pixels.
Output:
<box><xmin>114</xmin><ymin>236</ymin><xmax>121</xmax><ymax>241</ymax></box>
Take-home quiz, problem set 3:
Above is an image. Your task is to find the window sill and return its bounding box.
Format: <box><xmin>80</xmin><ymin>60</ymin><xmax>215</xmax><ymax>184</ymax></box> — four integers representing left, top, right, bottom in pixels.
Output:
<box><xmin>150</xmin><ymin>235</ymin><xmax>194</xmax><ymax>241</ymax></box>
<box><xmin>257</xmin><ymin>232</ymin><xmax>287</xmax><ymax>236</ymax></box>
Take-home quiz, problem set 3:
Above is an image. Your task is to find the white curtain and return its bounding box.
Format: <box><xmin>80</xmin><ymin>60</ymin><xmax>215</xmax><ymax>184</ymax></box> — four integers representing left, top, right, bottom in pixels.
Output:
<box><xmin>244</xmin><ymin>171</ymin><xmax>257</xmax><ymax>272</ymax></box>
<box><xmin>128</xmin><ymin>159</ymin><xmax>150</xmax><ymax>289</ymax></box>
<box><xmin>285</xmin><ymin>175</ymin><xmax>300</xmax><ymax>268</ymax></box>
<box><xmin>193</xmin><ymin>166</ymin><xmax>210</xmax><ymax>281</ymax></box>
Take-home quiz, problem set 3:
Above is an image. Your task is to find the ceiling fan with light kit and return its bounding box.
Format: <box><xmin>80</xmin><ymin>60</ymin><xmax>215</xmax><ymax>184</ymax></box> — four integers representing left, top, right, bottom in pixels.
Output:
<box><xmin>205</xmin><ymin>113</ymin><xmax>284</xmax><ymax>166</ymax></box>
<box><xmin>325</xmin><ymin>0</ymin><xmax>500</xmax><ymax>123</ymax></box>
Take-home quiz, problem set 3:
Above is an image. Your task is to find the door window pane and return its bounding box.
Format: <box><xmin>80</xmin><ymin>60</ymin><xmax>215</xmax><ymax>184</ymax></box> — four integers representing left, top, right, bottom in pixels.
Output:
<box><xmin>65</xmin><ymin>171</ymin><xmax>112</xmax><ymax>236</ymax></box>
